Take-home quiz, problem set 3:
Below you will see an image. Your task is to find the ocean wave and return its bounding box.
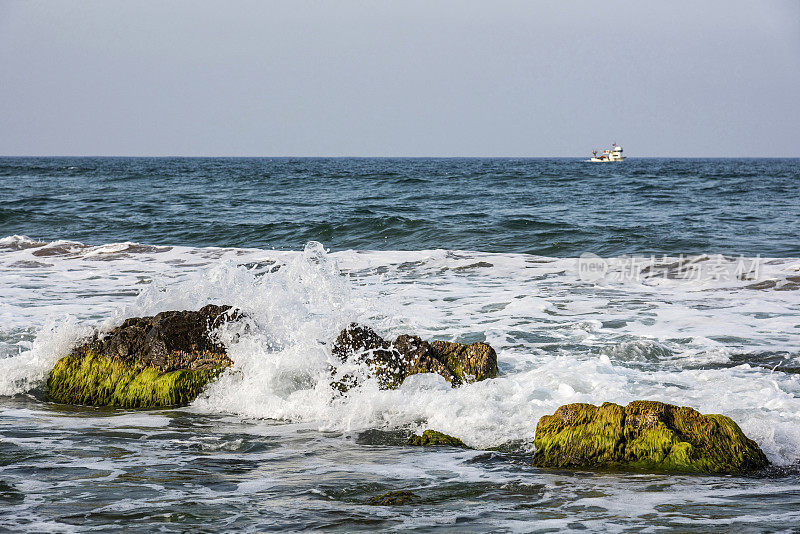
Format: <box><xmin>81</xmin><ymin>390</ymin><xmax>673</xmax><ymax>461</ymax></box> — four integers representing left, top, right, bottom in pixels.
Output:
<box><xmin>1</xmin><ymin>237</ymin><xmax>799</xmax><ymax>464</ymax></box>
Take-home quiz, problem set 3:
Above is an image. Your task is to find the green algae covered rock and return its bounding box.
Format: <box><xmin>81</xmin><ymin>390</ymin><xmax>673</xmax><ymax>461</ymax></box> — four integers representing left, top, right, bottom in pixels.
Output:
<box><xmin>331</xmin><ymin>323</ymin><xmax>498</xmax><ymax>390</ymax></box>
<box><xmin>408</xmin><ymin>430</ymin><xmax>469</xmax><ymax>448</ymax></box>
<box><xmin>47</xmin><ymin>352</ymin><xmax>226</xmax><ymax>408</ymax></box>
<box><xmin>429</xmin><ymin>339</ymin><xmax>497</xmax><ymax>384</ymax></box>
<box><xmin>46</xmin><ymin>305</ymin><xmax>237</xmax><ymax>408</ymax></box>
<box><xmin>368</xmin><ymin>490</ymin><xmax>419</xmax><ymax>506</ymax></box>
<box><xmin>531</xmin><ymin>401</ymin><xmax>769</xmax><ymax>475</ymax></box>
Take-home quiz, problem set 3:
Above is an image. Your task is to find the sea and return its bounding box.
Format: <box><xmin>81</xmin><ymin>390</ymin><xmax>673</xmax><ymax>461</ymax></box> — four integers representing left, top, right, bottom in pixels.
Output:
<box><xmin>1</xmin><ymin>157</ymin><xmax>799</xmax><ymax>532</ymax></box>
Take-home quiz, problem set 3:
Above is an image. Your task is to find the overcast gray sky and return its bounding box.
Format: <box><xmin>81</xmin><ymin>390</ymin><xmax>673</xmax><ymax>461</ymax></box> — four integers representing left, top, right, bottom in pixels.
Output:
<box><xmin>1</xmin><ymin>0</ymin><xmax>798</xmax><ymax>157</ymax></box>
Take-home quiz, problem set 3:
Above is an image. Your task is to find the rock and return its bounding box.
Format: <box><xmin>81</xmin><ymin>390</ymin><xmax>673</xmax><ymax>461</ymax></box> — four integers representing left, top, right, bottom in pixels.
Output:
<box><xmin>331</xmin><ymin>322</ymin><xmax>390</xmax><ymax>360</ymax></box>
<box><xmin>485</xmin><ymin>440</ymin><xmax>528</xmax><ymax>454</ymax></box>
<box><xmin>393</xmin><ymin>334</ymin><xmax>460</xmax><ymax>385</ymax></box>
<box><xmin>70</xmin><ymin>304</ymin><xmax>237</xmax><ymax>371</ymax></box>
<box><xmin>368</xmin><ymin>490</ymin><xmax>419</xmax><ymax>506</ymax></box>
<box><xmin>531</xmin><ymin>401</ymin><xmax>769</xmax><ymax>474</ymax></box>
<box><xmin>331</xmin><ymin>324</ymin><xmax>409</xmax><ymax>389</ymax></box>
<box><xmin>356</xmin><ymin>429</ymin><xmax>413</xmax><ymax>446</ymax></box>
<box><xmin>46</xmin><ymin>305</ymin><xmax>238</xmax><ymax>408</ymax></box>
<box><xmin>408</xmin><ymin>430</ymin><xmax>469</xmax><ymax>448</ymax></box>
<box><xmin>331</xmin><ymin>323</ymin><xmax>497</xmax><ymax>390</ymax></box>
<box><xmin>429</xmin><ymin>339</ymin><xmax>497</xmax><ymax>383</ymax></box>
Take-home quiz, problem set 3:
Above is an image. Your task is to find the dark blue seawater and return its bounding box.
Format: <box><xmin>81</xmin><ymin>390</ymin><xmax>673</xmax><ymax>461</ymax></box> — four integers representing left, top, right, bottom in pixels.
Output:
<box><xmin>1</xmin><ymin>157</ymin><xmax>798</xmax><ymax>256</ymax></box>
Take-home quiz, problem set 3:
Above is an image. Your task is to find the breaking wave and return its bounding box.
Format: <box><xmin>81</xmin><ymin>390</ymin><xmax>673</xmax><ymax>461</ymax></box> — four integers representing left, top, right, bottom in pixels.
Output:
<box><xmin>1</xmin><ymin>236</ymin><xmax>800</xmax><ymax>463</ymax></box>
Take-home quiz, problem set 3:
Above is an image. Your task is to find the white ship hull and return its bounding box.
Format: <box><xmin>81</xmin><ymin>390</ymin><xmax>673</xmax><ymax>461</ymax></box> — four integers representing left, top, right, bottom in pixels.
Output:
<box><xmin>590</xmin><ymin>156</ymin><xmax>626</xmax><ymax>162</ymax></box>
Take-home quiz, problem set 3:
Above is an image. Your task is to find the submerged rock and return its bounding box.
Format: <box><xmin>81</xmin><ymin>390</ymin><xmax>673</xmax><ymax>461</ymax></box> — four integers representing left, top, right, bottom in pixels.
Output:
<box><xmin>531</xmin><ymin>401</ymin><xmax>769</xmax><ymax>475</ymax></box>
<box><xmin>368</xmin><ymin>490</ymin><xmax>419</xmax><ymax>506</ymax></box>
<box><xmin>332</xmin><ymin>323</ymin><xmax>497</xmax><ymax>390</ymax></box>
<box><xmin>47</xmin><ymin>305</ymin><xmax>238</xmax><ymax>408</ymax></box>
<box><xmin>408</xmin><ymin>430</ymin><xmax>469</xmax><ymax>448</ymax></box>
<box><xmin>356</xmin><ymin>429</ymin><xmax>413</xmax><ymax>446</ymax></box>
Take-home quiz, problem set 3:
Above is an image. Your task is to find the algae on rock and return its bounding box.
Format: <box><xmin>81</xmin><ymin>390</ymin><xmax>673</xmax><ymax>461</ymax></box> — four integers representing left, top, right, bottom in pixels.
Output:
<box><xmin>531</xmin><ymin>401</ymin><xmax>769</xmax><ymax>474</ymax></box>
<box><xmin>47</xmin><ymin>352</ymin><xmax>226</xmax><ymax>408</ymax></box>
<box><xmin>46</xmin><ymin>305</ymin><xmax>237</xmax><ymax>408</ymax></box>
<box><xmin>368</xmin><ymin>490</ymin><xmax>419</xmax><ymax>506</ymax></box>
<box><xmin>408</xmin><ymin>430</ymin><xmax>469</xmax><ymax>448</ymax></box>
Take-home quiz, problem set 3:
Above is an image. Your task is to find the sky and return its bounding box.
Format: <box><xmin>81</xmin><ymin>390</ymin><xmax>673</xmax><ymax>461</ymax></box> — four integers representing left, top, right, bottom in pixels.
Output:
<box><xmin>1</xmin><ymin>0</ymin><xmax>798</xmax><ymax>157</ymax></box>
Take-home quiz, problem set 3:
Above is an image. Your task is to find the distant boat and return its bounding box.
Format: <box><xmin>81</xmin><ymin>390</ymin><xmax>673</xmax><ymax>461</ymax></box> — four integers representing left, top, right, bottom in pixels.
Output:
<box><xmin>590</xmin><ymin>143</ymin><xmax>625</xmax><ymax>162</ymax></box>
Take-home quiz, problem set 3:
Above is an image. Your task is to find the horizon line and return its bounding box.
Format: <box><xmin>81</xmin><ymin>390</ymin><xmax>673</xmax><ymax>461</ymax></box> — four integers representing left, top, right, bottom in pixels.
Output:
<box><xmin>1</xmin><ymin>155</ymin><xmax>799</xmax><ymax>159</ymax></box>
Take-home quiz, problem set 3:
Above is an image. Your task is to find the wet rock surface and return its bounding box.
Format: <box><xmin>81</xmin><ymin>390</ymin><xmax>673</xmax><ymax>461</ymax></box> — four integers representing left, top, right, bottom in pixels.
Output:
<box><xmin>531</xmin><ymin>400</ymin><xmax>769</xmax><ymax>474</ymax></box>
<box><xmin>70</xmin><ymin>304</ymin><xmax>237</xmax><ymax>372</ymax></box>
<box><xmin>331</xmin><ymin>323</ymin><xmax>498</xmax><ymax>389</ymax></box>
<box><xmin>368</xmin><ymin>490</ymin><xmax>419</xmax><ymax>506</ymax></box>
<box><xmin>408</xmin><ymin>430</ymin><xmax>469</xmax><ymax>448</ymax></box>
<box><xmin>46</xmin><ymin>305</ymin><xmax>239</xmax><ymax>407</ymax></box>
<box><xmin>355</xmin><ymin>429</ymin><xmax>413</xmax><ymax>446</ymax></box>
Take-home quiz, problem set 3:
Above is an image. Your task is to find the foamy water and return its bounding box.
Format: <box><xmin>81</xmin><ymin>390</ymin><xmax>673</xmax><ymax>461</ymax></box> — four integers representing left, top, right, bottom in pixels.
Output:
<box><xmin>2</xmin><ymin>236</ymin><xmax>800</xmax><ymax>453</ymax></box>
<box><xmin>2</xmin><ymin>235</ymin><xmax>800</xmax><ymax>530</ymax></box>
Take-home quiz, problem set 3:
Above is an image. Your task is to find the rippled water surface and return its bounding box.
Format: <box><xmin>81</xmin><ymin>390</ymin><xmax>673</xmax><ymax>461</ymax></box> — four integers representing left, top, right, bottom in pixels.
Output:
<box><xmin>2</xmin><ymin>157</ymin><xmax>799</xmax><ymax>256</ymax></box>
<box><xmin>1</xmin><ymin>158</ymin><xmax>799</xmax><ymax>532</ymax></box>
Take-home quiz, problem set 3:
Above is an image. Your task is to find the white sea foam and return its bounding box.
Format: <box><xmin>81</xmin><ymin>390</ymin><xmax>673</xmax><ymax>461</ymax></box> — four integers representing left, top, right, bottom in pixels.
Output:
<box><xmin>1</xmin><ymin>235</ymin><xmax>799</xmax><ymax>464</ymax></box>
<box><xmin>0</xmin><ymin>317</ymin><xmax>91</xmax><ymax>397</ymax></box>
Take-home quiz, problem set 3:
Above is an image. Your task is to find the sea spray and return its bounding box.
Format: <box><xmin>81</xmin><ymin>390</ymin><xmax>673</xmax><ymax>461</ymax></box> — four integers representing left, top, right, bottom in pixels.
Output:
<box><xmin>0</xmin><ymin>316</ymin><xmax>91</xmax><ymax>397</ymax></box>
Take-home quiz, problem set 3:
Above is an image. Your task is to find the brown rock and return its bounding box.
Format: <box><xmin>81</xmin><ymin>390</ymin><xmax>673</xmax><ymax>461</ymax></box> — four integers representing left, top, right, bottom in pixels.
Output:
<box><xmin>393</xmin><ymin>334</ymin><xmax>456</xmax><ymax>384</ymax></box>
<box><xmin>430</xmin><ymin>339</ymin><xmax>498</xmax><ymax>385</ymax></box>
<box><xmin>71</xmin><ymin>304</ymin><xmax>238</xmax><ymax>372</ymax></box>
<box><xmin>331</xmin><ymin>323</ymin><xmax>407</xmax><ymax>389</ymax></box>
<box><xmin>331</xmin><ymin>324</ymin><xmax>498</xmax><ymax>390</ymax></box>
